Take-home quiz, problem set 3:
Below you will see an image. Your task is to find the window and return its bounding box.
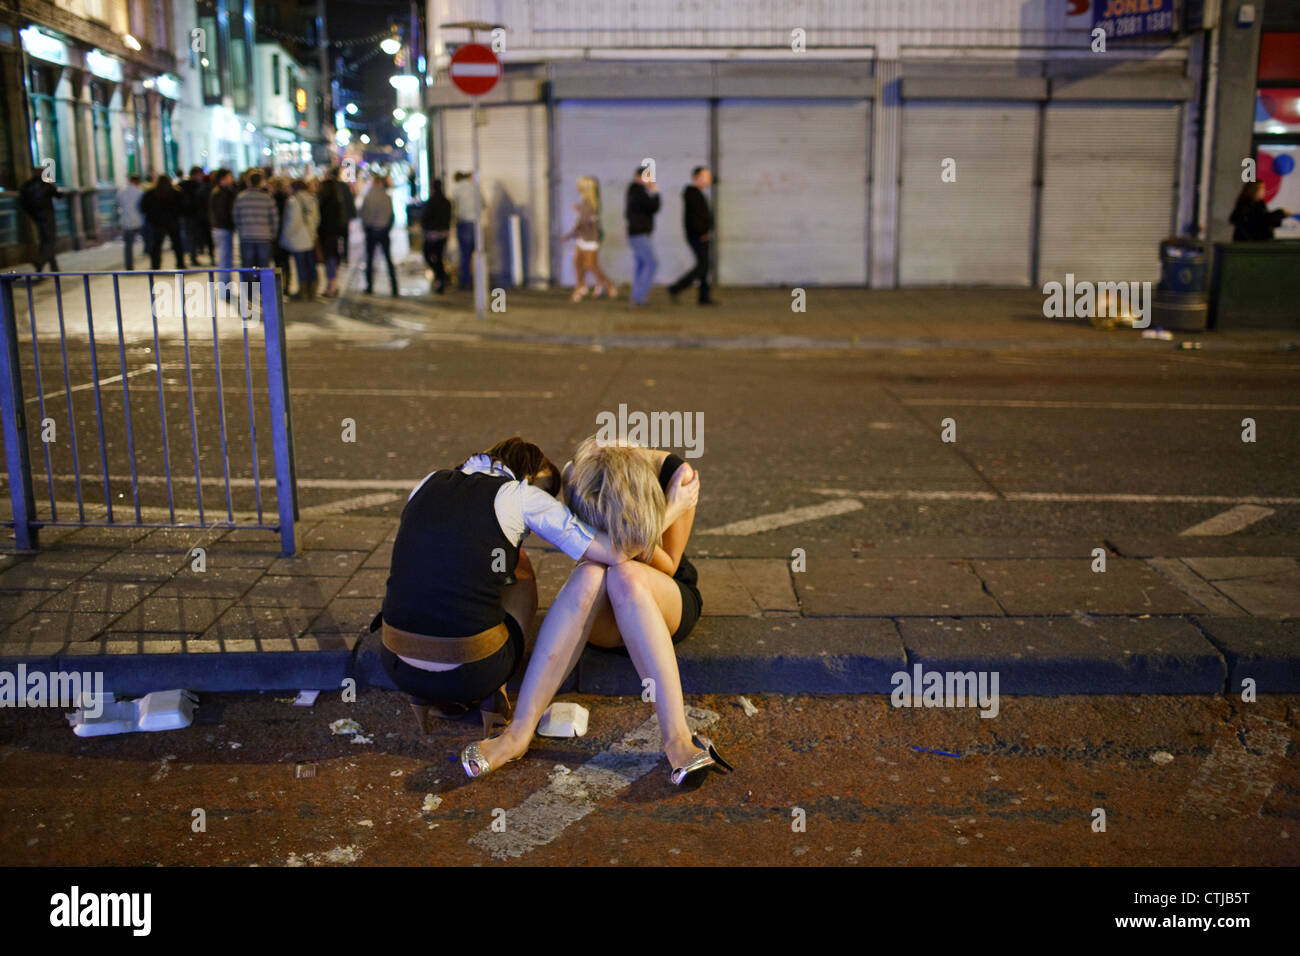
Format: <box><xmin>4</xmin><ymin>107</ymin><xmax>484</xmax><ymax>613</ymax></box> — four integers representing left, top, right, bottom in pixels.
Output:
<box><xmin>272</xmin><ymin>53</ymin><xmax>280</xmax><ymax>95</ymax></box>
<box><xmin>90</xmin><ymin>81</ymin><xmax>114</xmax><ymax>184</ymax></box>
<box><xmin>286</xmin><ymin>67</ymin><xmax>294</xmax><ymax>104</ymax></box>
<box><xmin>198</xmin><ymin>12</ymin><xmax>222</xmax><ymax>102</ymax></box>
<box><xmin>231</xmin><ymin>40</ymin><xmax>249</xmax><ymax>112</ymax></box>
<box><xmin>1253</xmin><ymin>33</ymin><xmax>1300</xmax><ymax>238</ymax></box>
<box><xmin>28</xmin><ymin>66</ymin><xmax>61</xmax><ymax>184</ymax></box>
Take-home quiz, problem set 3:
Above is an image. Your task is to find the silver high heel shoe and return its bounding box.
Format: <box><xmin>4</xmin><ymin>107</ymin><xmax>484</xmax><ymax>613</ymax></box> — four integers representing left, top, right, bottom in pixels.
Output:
<box><xmin>461</xmin><ymin>738</ymin><xmax>521</xmax><ymax>779</ymax></box>
<box><xmin>670</xmin><ymin>734</ymin><xmax>735</xmax><ymax>788</ymax></box>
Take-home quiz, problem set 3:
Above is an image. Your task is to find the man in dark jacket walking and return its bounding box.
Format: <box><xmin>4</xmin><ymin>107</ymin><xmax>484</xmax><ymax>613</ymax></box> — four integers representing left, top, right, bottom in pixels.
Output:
<box><xmin>668</xmin><ymin>165</ymin><xmax>715</xmax><ymax>305</ymax></box>
<box><xmin>19</xmin><ymin>169</ymin><xmax>62</xmax><ymax>274</ymax></box>
<box><xmin>625</xmin><ymin>164</ymin><xmax>660</xmax><ymax>307</ymax></box>
<box><xmin>420</xmin><ymin>179</ymin><xmax>452</xmax><ymax>294</ymax></box>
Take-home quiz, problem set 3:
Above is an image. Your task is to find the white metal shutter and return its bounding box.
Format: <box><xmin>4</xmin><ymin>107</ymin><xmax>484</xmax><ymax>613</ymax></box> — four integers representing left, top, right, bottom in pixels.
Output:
<box><xmin>717</xmin><ymin>99</ymin><xmax>870</xmax><ymax>285</ymax></box>
<box><xmin>440</xmin><ymin>104</ymin><xmax>550</xmax><ymax>284</ymax></box>
<box><xmin>898</xmin><ymin>101</ymin><xmax>1038</xmax><ymax>285</ymax></box>
<box><xmin>554</xmin><ymin>100</ymin><xmax>709</xmax><ymax>288</ymax></box>
<box><xmin>1038</xmin><ymin>102</ymin><xmax>1180</xmax><ymax>284</ymax></box>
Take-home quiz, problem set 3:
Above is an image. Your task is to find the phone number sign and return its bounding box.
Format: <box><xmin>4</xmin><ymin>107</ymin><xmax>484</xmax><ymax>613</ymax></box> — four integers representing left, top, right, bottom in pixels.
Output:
<box><xmin>1092</xmin><ymin>0</ymin><xmax>1176</xmax><ymax>38</ymax></box>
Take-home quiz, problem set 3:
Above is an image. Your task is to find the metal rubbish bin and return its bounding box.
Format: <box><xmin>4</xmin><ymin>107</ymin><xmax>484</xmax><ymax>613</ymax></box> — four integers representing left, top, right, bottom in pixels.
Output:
<box><xmin>1159</xmin><ymin>237</ymin><xmax>1208</xmax><ymax>293</ymax></box>
<box><xmin>1151</xmin><ymin>289</ymin><xmax>1210</xmax><ymax>331</ymax></box>
<box><xmin>1154</xmin><ymin>237</ymin><xmax>1209</xmax><ymax>331</ymax></box>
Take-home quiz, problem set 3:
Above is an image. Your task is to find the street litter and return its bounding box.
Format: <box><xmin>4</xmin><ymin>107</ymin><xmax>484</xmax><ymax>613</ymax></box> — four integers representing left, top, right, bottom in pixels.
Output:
<box><xmin>295</xmin><ymin>763</ymin><xmax>317</xmax><ymax>779</ymax></box>
<box><xmin>350</xmin><ymin>734</ymin><xmax>373</xmax><ymax>745</ymax></box>
<box><xmin>422</xmin><ymin>793</ymin><xmax>442</xmax><ymax>813</ymax></box>
<box><xmin>1176</xmin><ymin>341</ymin><xmax>1203</xmax><ymax>350</ymax></box>
<box><xmin>329</xmin><ymin>718</ymin><xmax>362</xmax><ymax>736</ymax></box>
<box><xmin>1140</xmin><ymin>329</ymin><xmax>1174</xmax><ymax>341</ymax></box>
<box><xmin>912</xmin><ymin>746</ymin><xmax>961</xmax><ymax>758</ymax></box>
<box><xmin>737</xmin><ymin>695</ymin><xmax>760</xmax><ymax>717</ymax></box>
<box><xmin>537</xmin><ymin>702</ymin><xmax>589</xmax><ymax>738</ymax></box>
<box><xmin>1151</xmin><ymin>751</ymin><xmax>1175</xmax><ymax>765</ymax></box>
<box><xmin>66</xmin><ymin>690</ymin><xmax>198</xmax><ymax>737</ymax></box>
<box><xmin>293</xmin><ymin>690</ymin><xmax>320</xmax><ymax>707</ymax></box>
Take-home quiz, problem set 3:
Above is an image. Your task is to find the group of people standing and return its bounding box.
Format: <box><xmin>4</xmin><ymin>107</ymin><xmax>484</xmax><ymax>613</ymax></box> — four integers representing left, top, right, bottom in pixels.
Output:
<box><xmin>115</xmin><ymin>166</ymin><xmax>361</xmax><ymax>300</ymax></box>
<box><xmin>562</xmin><ymin>164</ymin><xmax>716</xmax><ymax>308</ymax></box>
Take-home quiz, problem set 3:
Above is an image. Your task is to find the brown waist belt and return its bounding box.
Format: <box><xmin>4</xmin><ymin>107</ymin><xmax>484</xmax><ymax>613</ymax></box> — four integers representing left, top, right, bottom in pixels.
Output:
<box><xmin>381</xmin><ymin>620</ymin><xmax>509</xmax><ymax>665</ymax></box>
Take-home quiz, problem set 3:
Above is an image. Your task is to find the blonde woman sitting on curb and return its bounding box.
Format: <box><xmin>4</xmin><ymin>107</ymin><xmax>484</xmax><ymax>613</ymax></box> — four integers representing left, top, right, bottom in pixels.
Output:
<box><xmin>462</xmin><ymin>437</ymin><xmax>733</xmax><ymax>789</ymax></box>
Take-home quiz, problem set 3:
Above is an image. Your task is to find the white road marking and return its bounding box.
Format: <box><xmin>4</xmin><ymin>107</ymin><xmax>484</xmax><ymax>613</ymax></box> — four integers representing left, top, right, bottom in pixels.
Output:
<box><xmin>1179</xmin><ymin>504</ymin><xmax>1275</xmax><ymax>536</ymax></box>
<box><xmin>814</xmin><ymin>488</ymin><xmax>1300</xmax><ymax>506</ymax></box>
<box><xmin>898</xmin><ymin>398</ymin><xmax>1300</xmax><ymax>412</ymax></box>
<box><xmin>24</xmin><ymin>364</ymin><xmax>165</xmax><ymax>405</ymax></box>
<box><xmin>298</xmin><ymin>493</ymin><xmax>404</xmax><ymax>518</ymax></box>
<box><xmin>468</xmin><ymin>707</ymin><xmax>719</xmax><ymax>861</ymax></box>
<box><xmin>697</xmin><ymin>499</ymin><xmax>864</xmax><ymax>536</ymax></box>
<box><xmin>1144</xmin><ymin>558</ymin><xmax>1245</xmax><ymax>617</ymax></box>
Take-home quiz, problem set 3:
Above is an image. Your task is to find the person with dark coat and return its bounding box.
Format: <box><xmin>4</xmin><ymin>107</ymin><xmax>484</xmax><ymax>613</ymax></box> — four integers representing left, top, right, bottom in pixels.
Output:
<box><xmin>420</xmin><ymin>179</ymin><xmax>452</xmax><ymax>294</ymax></box>
<box><xmin>209</xmin><ymin>168</ymin><xmax>237</xmax><ymax>292</ymax></box>
<box><xmin>318</xmin><ymin>167</ymin><xmax>347</xmax><ymax>298</ymax></box>
<box><xmin>177</xmin><ymin>168</ymin><xmax>204</xmax><ymax>266</ymax></box>
<box><xmin>194</xmin><ymin>169</ymin><xmax>214</xmax><ymax>263</ymax></box>
<box><xmin>624</xmin><ymin>164</ymin><xmax>661</xmax><ymax>307</ymax></box>
<box><xmin>19</xmin><ymin>169</ymin><xmax>63</xmax><ymax>274</ymax></box>
<box><xmin>269</xmin><ymin>177</ymin><xmax>293</xmax><ymax>290</ymax></box>
<box><xmin>1230</xmin><ymin>181</ymin><xmax>1290</xmax><ymax>241</ymax></box>
<box><xmin>140</xmin><ymin>174</ymin><xmax>185</xmax><ymax>270</ymax></box>
<box><xmin>668</xmin><ymin>165</ymin><xmax>715</xmax><ymax>306</ymax></box>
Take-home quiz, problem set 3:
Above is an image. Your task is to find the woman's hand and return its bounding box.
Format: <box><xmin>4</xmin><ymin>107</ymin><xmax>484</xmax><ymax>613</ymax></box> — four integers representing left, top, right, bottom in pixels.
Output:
<box><xmin>664</xmin><ymin>463</ymin><xmax>699</xmax><ymax>527</ymax></box>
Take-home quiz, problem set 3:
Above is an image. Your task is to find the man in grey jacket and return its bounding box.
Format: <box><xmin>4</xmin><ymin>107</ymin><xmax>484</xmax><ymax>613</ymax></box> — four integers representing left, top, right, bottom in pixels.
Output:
<box><xmin>117</xmin><ymin>175</ymin><xmax>144</xmax><ymax>270</ymax></box>
<box><xmin>360</xmin><ymin>174</ymin><xmax>398</xmax><ymax>296</ymax></box>
<box><xmin>231</xmin><ymin>170</ymin><xmax>279</xmax><ymax>269</ymax></box>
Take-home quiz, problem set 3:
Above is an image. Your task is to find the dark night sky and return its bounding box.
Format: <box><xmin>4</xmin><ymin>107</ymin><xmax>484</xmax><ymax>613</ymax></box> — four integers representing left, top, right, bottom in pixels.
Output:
<box><xmin>325</xmin><ymin>0</ymin><xmax>417</xmax><ymax>146</ymax></box>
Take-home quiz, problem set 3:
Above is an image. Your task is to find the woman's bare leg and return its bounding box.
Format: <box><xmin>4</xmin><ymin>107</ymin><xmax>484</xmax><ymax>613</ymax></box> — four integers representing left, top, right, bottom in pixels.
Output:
<box><xmin>603</xmin><ymin>561</ymin><xmax>700</xmax><ymax>770</ymax></box>
<box><xmin>470</xmin><ymin>561</ymin><xmax>608</xmax><ymax>771</ymax></box>
<box><xmin>590</xmin><ymin>254</ymin><xmax>616</xmax><ymax>295</ymax></box>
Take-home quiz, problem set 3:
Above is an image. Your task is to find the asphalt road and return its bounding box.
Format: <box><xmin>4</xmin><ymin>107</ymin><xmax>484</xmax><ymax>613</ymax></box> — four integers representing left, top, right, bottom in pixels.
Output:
<box><xmin>6</xmin><ymin>327</ymin><xmax>1300</xmax><ymax>546</ymax></box>
<box><xmin>1</xmin><ymin>689</ymin><xmax>1295</xmax><ymax>866</ymax></box>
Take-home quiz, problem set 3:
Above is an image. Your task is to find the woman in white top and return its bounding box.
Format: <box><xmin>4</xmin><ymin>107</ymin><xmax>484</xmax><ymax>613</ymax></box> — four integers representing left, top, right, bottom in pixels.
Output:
<box><xmin>378</xmin><ymin>436</ymin><xmax>696</xmax><ymax>744</ymax></box>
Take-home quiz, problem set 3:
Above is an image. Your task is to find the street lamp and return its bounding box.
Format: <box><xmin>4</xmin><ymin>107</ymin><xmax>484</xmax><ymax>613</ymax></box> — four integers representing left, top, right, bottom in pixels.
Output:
<box><xmin>380</xmin><ymin>36</ymin><xmax>401</xmax><ymax>55</ymax></box>
<box><xmin>345</xmin><ymin>103</ymin><xmax>358</xmax><ymax>115</ymax></box>
<box><xmin>360</xmin><ymin>134</ymin><xmax>371</xmax><ymax>144</ymax></box>
<box><xmin>392</xmin><ymin>107</ymin><xmax>407</xmax><ymax>121</ymax></box>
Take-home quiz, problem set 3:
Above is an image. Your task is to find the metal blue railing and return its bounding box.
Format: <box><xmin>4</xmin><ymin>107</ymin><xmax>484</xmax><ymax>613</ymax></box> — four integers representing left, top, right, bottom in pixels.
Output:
<box><xmin>0</xmin><ymin>268</ymin><xmax>298</xmax><ymax>555</ymax></box>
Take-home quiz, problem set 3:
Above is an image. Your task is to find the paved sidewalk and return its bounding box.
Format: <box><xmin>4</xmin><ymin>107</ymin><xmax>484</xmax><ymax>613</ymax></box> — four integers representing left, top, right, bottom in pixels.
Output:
<box><xmin>323</xmin><ymin>243</ymin><xmax>1300</xmax><ymax>353</ymax></box>
<box><xmin>1</xmin><ymin>517</ymin><xmax>1296</xmax><ymax>696</ymax></box>
<box><xmin>20</xmin><ymin>237</ymin><xmax>1297</xmax><ymax>353</ymax></box>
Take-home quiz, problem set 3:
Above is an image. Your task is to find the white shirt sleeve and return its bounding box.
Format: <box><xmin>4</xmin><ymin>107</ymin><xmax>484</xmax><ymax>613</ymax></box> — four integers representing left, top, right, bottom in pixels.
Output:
<box><xmin>493</xmin><ymin>481</ymin><xmax>595</xmax><ymax>561</ymax></box>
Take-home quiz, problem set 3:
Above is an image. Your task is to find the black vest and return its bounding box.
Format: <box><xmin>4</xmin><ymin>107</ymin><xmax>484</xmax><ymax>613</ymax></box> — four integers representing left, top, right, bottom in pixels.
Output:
<box><xmin>382</xmin><ymin>470</ymin><xmax>519</xmax><ymax>636</ymax></box>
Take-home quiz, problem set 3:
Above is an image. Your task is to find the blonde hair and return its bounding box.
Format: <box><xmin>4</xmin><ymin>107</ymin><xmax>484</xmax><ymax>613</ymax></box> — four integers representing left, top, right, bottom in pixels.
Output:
<box><xmin>577</xmin><ymin>176</ymin><xmax>599</xmax><ymax>214</ymax></box>
<box><xmin>564</xmin><ymin>436</ymin><xmax>664</xmax><ymax>560</ymax></box>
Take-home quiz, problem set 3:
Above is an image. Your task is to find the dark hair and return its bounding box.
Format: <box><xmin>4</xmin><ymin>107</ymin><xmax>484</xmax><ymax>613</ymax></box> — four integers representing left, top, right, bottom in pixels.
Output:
<box><xmin>290</xmin><ymin>178</ymin><xmax>307</xmax><ymax>192</ymax></box>
<box><xmin>1234</xmin><ymin>181</ymin><xmax>1265</xmax><ymax>208</ymax></box>
<box><xmin>189</xmin><ymin>166</ymin><xmax>204</xmax><ymax>179</ymax></box>
<box><xmin>432</xmin><ymin>178</ymin><xmax>444</xmax><ymax>193</ymax></box>
<box><xmin>155</xmin><ymin>174</ymin><xmax>173</xmax><ymax>192</ymax></box>
<box><xmin>247</xmin><ymin>170</ymin><xmax>264</xmax><ymax>189</ymax></box>
<box><xmin>691</xmin><ymin>165</ymin><xmax>707</xmax><ymax>178</ymax></box>
<box><xmin>636</xmin><ymin>164</ymin><xmax>651</xmax><ymax>178</ymax></box>
<box><xmin>477</xmin><ymin>437</ymin><xmax>559</xmax><ymax>496</ymax></box>
<box><xmin>128</xmin><ymin>174</ymin><xmax>141</xmax><ymax>185</ymax></box>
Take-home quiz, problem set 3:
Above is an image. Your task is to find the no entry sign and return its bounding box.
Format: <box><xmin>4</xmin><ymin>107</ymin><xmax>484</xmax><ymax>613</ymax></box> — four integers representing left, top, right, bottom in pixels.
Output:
<box><xmin>449</xmin><ymin>43</ymin><xmax>501</xmax><ymax>96</ymax></box>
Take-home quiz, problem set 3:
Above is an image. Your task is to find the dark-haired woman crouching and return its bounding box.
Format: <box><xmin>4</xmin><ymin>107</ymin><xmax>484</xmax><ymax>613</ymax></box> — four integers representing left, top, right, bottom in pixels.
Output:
<box><xmin>375</xmin><ymin>437</ymin><xmax>630</xmax><ymax>734</ymax></box>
